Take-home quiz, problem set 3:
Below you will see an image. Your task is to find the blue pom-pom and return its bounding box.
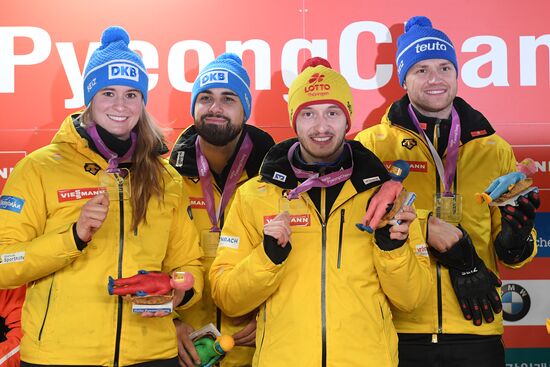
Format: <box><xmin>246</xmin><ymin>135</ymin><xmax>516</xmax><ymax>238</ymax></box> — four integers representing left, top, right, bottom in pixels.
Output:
<box><xmin>217</xmin><ymin>52</ymin><xmax>243</xmax><ymax>66</ymax></box>
<box><xmin>101</xmin><ymin>26</ymin><xmax>130</xmax><ymax>46</ymax></box>
<box><xmin>405</xmin><ymin>16</ymin><xmax>433</xmax><ymax>32</ymax></box>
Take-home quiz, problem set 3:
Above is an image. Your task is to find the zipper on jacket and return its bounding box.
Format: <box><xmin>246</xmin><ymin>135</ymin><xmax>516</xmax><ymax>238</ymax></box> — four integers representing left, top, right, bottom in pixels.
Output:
<box><xmin>337</xmin><ymin>209</ymin><xmax>345</xmax><ymax>269</ymax></box>
<box><xmin>434</xmin><ymin>262</ymin><xmax>443</xmax><ymax>343</ymax></box>
<box><xmin>321</xmin><ymin>221</ymin><xmax>327</xmax><ymax>367</ymax></box>
<box><xmin>38</xmin><ymin>276</ymin><xmax>54</xmax><ymax>341</ymax></box>
<box><xmin>318</xmin><ymin>188</ymin><xmax>328</xmax><ymax>367</ymax></box>
<box><xmin>257</xmin><ymin>304</ymin><xmax>267</xmax><ymax>365</ymax></box>
<box><xmin>113</xmin><ymin>175</ymin><xmax>125</xmax><ymax>367</ymax></box>
<box><xmin>433</xmin><ymin>128</ymin><xmax>444</xmax><ymax>341</ymax></box>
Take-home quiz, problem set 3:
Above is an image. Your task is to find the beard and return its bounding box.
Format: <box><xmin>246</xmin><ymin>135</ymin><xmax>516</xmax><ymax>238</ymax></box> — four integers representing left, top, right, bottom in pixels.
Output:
<box><xmin>195</xmin><ymin>114</ymin><xmax>244</xmax><ymax>146</ymax></box>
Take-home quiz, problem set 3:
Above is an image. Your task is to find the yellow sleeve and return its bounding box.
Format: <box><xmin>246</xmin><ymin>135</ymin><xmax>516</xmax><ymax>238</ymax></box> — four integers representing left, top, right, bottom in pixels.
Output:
<box><xmin>209</xmin><ymin>187</ymin><xmax>287</xmax><ymax>317</ymax></box>
<box><xmin>373</xmin><ymin>212</ymin><xmax>432</xmax><ymax>312</ymax></box>
<box><xmin>165</xmin><ymin>185</ymin><xmax>204</xmax><ymax>310</ymax></box>
<box><xmin>0</xmin><ymin>156</ymin><xmax>82</xmax><ymax>288</ymax></box>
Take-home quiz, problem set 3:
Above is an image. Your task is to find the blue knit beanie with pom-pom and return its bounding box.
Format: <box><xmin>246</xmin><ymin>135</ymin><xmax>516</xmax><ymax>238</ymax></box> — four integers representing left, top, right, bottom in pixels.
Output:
<box><xmin>190</xmin><ymin>52</ymin><xmax>252</xmax><ymax>122</ymax></box>
<box><xmin>83</xmin><ymin>26</ymin><xmax>148</xmax><ymax>106</ymax></box>
<box><xmin>396</xmin><ymin>16</ymin><xmax>458</xmax><ymax>86</ymax></box>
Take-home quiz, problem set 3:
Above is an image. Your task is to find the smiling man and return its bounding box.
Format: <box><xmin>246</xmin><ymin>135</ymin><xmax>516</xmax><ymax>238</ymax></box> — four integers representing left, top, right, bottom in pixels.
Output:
<box><xmin>169</xmin><ymin>53</ymin><xmax>274</xmax><ymax>367</ymax></box>
<box><xmin>356</xmin><ymin>16</ymin><xmax>540</xmax><ymax>367</ymax></box>
<box><xmin>209</xmin><ymin>57</ymin><xmax>431</xmax><ymax>367</ymax></box>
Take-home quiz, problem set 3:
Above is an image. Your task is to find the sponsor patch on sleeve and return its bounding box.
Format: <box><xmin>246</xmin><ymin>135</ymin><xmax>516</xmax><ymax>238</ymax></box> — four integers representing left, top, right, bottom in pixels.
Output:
<box><xmin>0</xmin><ymin>195</ymin><xmax>25</xmax><ymax>213</ymax></box>
<box><xmin>415</xmin><ymin>244</ymin><xmax>429</xmax><ymax>257</ymax></box>
<box><xmin>219</xmin><ymin>235</ymin><xmax>240</xmax><ymax>249</ymax></box>
<box><xmin>0</xmin><ymin>251</ymin><xmax>25</xmax><ymax>264</ymax></box>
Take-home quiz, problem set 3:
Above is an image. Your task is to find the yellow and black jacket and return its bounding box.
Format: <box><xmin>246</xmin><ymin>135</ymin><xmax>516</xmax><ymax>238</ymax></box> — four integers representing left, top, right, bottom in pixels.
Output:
<box><xmin>355</xmin><ymin>95</ymin><xmax>537</xmax><ymax>337</ymax></box>
<box><xmin>210</xmin><ymin>139</ymin><xmax>431</xmax><ymax>367</ymax></box>
<box><xmin>169</xmin><ymin>124</ymin><xmax>274</xmax><ymax>366</ymax></box>
<box><xmin>0</xmin><ymin>113</ymin><xmax>203</xmax><ymax>366</ymax></box>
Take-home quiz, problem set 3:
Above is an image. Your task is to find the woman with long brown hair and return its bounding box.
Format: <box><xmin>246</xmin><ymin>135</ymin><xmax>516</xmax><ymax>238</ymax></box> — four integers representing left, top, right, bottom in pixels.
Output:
<box><xmin>0</xmin><ymin>26</ymin><xmax>203</xmax><ymax>366</ymax></box>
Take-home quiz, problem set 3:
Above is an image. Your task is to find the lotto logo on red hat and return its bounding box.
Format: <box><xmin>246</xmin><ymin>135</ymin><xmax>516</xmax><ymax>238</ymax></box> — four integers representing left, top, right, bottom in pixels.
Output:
<box><xmin>309</xmin><ymin>73</ymin><xmax>324</xmax><ymax>84</ymax></box>
<box><xmin>304</xmin><ymin>72</ymin><xmax>331</xmax><ymax>94</ymax></box>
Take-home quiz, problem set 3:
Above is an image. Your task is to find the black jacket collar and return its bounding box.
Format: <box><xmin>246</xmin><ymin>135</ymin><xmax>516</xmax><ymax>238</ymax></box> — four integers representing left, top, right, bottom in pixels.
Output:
<box><xmin>260</xmin><ymin>138</ymin><xmax>390</xmax><ymax>193</ymax></box>
<box><xmin>387</xmin><ymin>94</ymin><xmax>496</xmax><ymax>144</ymax></box>
<box><xmin>72</xmin><ymin>113</ymin><xmax>169</xmax><ymax>159</ymax></box>
<box><xmin>169</xmin><ymin>124</ymin><xmax>275</xmax><ymax>179</ymax></box>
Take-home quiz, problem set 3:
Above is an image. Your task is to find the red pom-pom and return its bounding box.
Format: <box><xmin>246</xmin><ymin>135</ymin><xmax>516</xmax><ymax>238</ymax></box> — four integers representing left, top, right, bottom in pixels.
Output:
<box><xmin>301</xmin><ymin>57</ymin><xmax>332</xmax><ymax>72</ymax></box>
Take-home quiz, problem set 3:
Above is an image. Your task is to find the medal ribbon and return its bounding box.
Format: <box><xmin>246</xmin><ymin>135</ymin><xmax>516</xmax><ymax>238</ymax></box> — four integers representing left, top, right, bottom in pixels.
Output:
<box><xmin>286</xmin><ymin>142</ymin><xmax>353</xmax><ymax>200</ymax></box>
<box><xmin>86</xmin><ymin>124</ymin><xmax>137</xmax><ymax>174</ymax></box>
<box><xmin>196</xmin><ymin>133</ymin><xmax>253</xmax><ymax>232</ymax></box>
<box><xmin>407</xmin><ymin>104</ymin><xmax>461</xmax><ymax>195</ymax></box>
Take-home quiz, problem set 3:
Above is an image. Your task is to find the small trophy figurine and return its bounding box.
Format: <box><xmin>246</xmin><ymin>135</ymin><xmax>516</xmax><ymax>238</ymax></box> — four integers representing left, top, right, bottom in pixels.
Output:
<box><xmin>475</xmin><ymin>158</ymin><xmax>538</xmax><ymax>206</ymax></box>
<box><xmin>108</xmin><ymin>270</ymin><xmax>194</xmax><ymax>313</ymax></box>
<box><xmin>356</xmin><ymin>160</ymin><xmax>415</xmax><ymax>233</ymax></box>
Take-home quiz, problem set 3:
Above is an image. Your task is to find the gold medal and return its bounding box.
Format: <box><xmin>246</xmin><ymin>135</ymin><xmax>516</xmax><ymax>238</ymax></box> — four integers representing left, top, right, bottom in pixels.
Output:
<box><xmin>98</xmin><ymin>168</ymin><xmax>131</xmax><ymax>200</ymax></box>
<box><xmin>201</xmin><ymin>230</ymin><xmax>221</xmax><ymax>258</ymax></box>
<box><xmin>279</xmin><ymin>194</ymin><xmax>308</xmax><ymax>214</ymax></box>
<box><xmin>434</xmin><ymin>193</ymin><xmax>462</xmax><ymax>224</ymax></box>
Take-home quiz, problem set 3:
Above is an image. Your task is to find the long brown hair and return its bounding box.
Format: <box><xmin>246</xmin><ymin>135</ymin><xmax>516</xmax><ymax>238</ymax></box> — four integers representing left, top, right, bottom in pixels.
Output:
<box><xmin>80</xmin><ymin>103</ymin><xmax>167</xmax><ymax>231</ymax></box>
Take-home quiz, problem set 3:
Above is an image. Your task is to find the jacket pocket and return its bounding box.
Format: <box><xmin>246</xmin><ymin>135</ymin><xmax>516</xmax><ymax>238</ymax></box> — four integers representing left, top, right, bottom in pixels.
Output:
<box><xmin>337</xmin><ymin>209</ymin><xmax>345</xmax><ymax>268</ymax></box>
<box><xmin>378</xmin><ymin>298</ymin><xmax>398</xmax><ymax>365</ymax></box>
<box><xmin>38</xmin><ymin>275</ymin><xmax>55</xmax><ymax>341</ymax></box>
<box><xmin>254</xmin><ymin>303</ymin><xmax>268</xmax><ymax>366</ymax></box>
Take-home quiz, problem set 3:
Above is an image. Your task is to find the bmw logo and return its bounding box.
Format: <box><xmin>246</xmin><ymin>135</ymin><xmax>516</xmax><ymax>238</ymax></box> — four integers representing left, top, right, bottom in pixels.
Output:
<box><xmin>502</xmin><ymin>283</ymin><xmax>531</xmax><ymax>322</ymax></box>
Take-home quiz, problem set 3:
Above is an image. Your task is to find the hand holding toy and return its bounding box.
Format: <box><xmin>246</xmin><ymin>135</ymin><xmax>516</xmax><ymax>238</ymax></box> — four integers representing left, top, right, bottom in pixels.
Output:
<box><xmin>476</xmin><ymin>158</ymin><xmax>537</xmax><ymax>206</ymax></box>
<box><xmin>108</xmin><ymin>270</ymin><xmax>194</xmax><ymax>297</ymax></box>
<box><xmin>194</xmin><ymin>335</ymin><xmax>235</xmax><ymax>367</ymax></box>
<box><xmin>356</xmin><ymin>160</ymin><xmax>413</xmax><ymax>233</ymax></box>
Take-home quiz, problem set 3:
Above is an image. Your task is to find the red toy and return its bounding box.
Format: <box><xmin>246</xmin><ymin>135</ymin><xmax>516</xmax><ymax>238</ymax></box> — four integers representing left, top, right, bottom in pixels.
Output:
<box><xmin>108</xmin><ymin>270</ymin><xmax>194</xmax><ymax>297</ymax></box>
<box><xmin>356</xmin><ymin>160</ymin><xmax>412</xmax><ymax>233</ymax></box>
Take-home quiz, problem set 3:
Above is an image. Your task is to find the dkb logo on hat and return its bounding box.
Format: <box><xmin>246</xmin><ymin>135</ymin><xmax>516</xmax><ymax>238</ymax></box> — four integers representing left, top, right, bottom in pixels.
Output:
<box><xmin>82</xmin><ymin>26</ymin><xmax>149</xmax><ymax>106</ymax></box>
<box><xmin>191</xmin><ymin>53</ymin><xmax>252</xmax><ymax>121</ymax></box>
<box><xmin>200</xmin><ymin>71</ymin><xmax>229</xmax><ymax>87</ymax></box>
<box><xmin>108</xmin><ymin>63</ymin><xmax>139</xmax><ymax>82</ymax></box>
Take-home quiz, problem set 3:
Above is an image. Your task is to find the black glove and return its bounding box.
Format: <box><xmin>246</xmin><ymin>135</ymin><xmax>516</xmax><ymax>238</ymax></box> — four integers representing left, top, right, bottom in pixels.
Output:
<box><xmin>374</xmin><ymin>224</ymin><xmax>407</xmax><ymax>251</ymax></box>
<box><xmin>430</xmin><ymin>229</ymin><xmax>502</xmax><ymax>326</ymax></box>
<box><xmin>495</xmin><ymin>190</ymin><xmax>540</xmax><ymax>264</ymax></box>
<box><xmin>263</xmin><ymin>234</ymin><xmax>291</xmax><ymax>264</ymax></box>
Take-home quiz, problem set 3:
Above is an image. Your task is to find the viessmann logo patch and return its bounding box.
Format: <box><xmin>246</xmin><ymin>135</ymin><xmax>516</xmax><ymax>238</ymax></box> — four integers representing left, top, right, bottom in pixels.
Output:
<box><xmin>57</xmin><ymin>187</ymin><xmax>107</xmax><ymax>202</ymax></box>
<box><xmin>263</xmin><ymin>214</ymin><xmax>311</xmax><ymax>227</ymax></box>
<box><xmin>189</xmin><ymin>197</ymin><xmax>207</xmax><ymax>209</ymax></box>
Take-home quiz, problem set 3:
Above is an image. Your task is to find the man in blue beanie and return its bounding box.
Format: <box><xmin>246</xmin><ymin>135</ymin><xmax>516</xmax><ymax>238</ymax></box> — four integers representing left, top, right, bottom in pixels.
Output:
<box><xmin>169</xmin><ymin>53</ymin><xmax>275</xmax><ymax>367</ymax></box>
<box><xmin>356</xmin><ymin>16</ymin><xmax>540</xmax><ymax>366</ymax></box>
